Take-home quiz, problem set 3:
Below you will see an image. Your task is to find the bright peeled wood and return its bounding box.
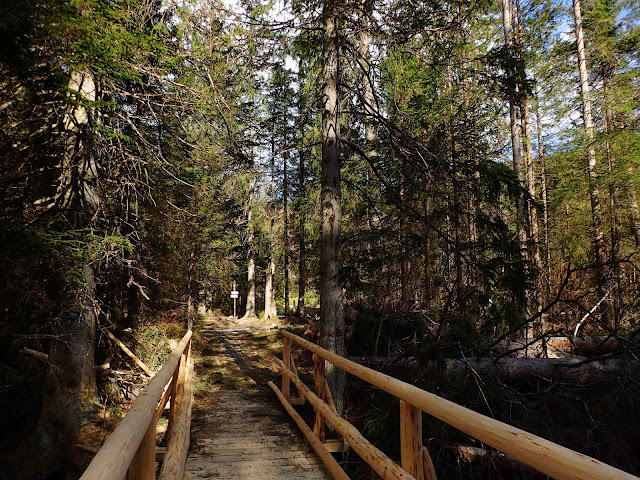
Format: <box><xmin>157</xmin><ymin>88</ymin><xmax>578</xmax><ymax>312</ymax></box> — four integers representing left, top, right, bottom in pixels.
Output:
<box><xmin>105</xmin><ymin>329</ymin><xmax>154</xmax><ymax>376</ymax></box>
<box><xmin>268</xmin><ymin>381</ymin><xmax>350</xmax><ymax>480</ymax></box>
<box><xmin>422</xmin><ymin>447</ymin><xmax>437</xmax><ymax>480</ymax></box>
<box><xmin>275</xmin><ymin>357</ymin><xmax>415</xmax><ymax>480</ymax></box>
<box><xmin>313</xmin><ymin>353</ymin><xmax>326</xmax><ymax>443</ymax></box>
<box><xmin>282</xmin><ymin>336</ymin><xmax>292</xmax><ymax>398</ymax></box>
<box><xmin>400</xmin><ymin>401</ymin><xmax>423</xmax><ymax>480</ymax></box>
<box><xmin>282</xmin><ymin>330</ymin><xmax>639</xmax><ymax>480</ymax></box>
<box><xmin>128</xmin><ymin>421</ymin><xmax>156</xmax><ymax>480</ymax></box>
<box><xmin>80</xmin><ymin>330</ymin><xmax>192</xmax><ymax>480</ymax></box>
<box><xmin>159</xmin><ymin>342</ymin><xmax>194</xmax><ymax>480</ymax></box>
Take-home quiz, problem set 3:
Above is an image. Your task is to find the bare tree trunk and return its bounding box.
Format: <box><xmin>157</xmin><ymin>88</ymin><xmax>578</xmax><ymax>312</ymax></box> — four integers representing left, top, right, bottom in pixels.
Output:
<box><xmin>264</xmin><ymin>137</ymin><xmax>278</xmax><ymax>321</ymax></box>
<box><xmin>604</xmin><ymin>81</ymin><xmax>620</xmax><ymax>329</ymax></box>
<box><xmin>501</xmin><ymin>0</ymin><xmax>528</xmax><ymax>253</ymax></box>
<box><xmin>187</xmin><ymin>241</ymin><xmax>198</xmax><ymax>330</ymax></box>
<box><xmin>320</xmin><ymin>0</ymin><xmax>345</xmax><ymax>415</ymax></box>
<box><xmin>446</xmin><ymin>65</ymin><xmax>463</xmax><ymax>297</ymax></box>
<box><xmin>358</xmin><ymin>0</ymin><xmax>378</xmax><ymax>162</ymax></box>
<box><xmin>424</xmin><ymin>198</ymin><xmax>433</xmax><ymax>307</ymax></box>
<box><xmin>283</xmin><ymin>149</ymin><xmax>290</xmax><ymax>315</ymax></box>
<box><xmin>36</xmin><ymin>70</ymin><xmax>98</xmax><ymax>470</ymax></box>
<box><xmin>297</xmin><ymin>76</ymin><xmax>307</xmax><ymax>317</ymax></box>
<box><xmin>534</xmin><ymin>97</ymin><xmax>551</xmax><ymax>284</ymax></box>
<box><xmin>573</xmin><ymin>0</ymin><xmax>611</xmax><ymax>325</ymax></box>
<box><xmin>297</xmin><ymin>149</ymin><xmax>306</xmax><ymax>317</ymax></box>
<box><xmin>242</xmin><ymin>174</ymin><xmax>257</xmax><ymax>319</ymax></box>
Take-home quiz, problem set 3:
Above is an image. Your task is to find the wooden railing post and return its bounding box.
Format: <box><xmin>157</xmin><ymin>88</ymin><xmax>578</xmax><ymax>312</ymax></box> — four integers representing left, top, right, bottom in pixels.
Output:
<box><xmin>422</xmin><ymin>446</ymin><xmax>438</xmax><ymax>480</ymax></box>
<box><xmin>282</xmin><ymin>336</ymin><xmax>292</xmax><ymax>398</ymax></box>
<box><xmin>313</xmin><ymin>353</ymin><xmax>326</xmax><ymax>442</ymax></box>
<box><xmin>128</xmin><ymin>414</ymin><xmax>157</xmax><ymax>480</ymax></box>
<box><xmin>400</xmin><ymin>400</ymin><xmax>424</xmax><ymax>480</ymax></box>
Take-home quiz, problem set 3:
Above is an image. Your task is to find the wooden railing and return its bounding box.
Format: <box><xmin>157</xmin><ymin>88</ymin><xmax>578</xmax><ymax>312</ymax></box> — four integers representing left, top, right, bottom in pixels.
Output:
<box><xmin>271</xmin><ymin>330</ymin><xmax>638</xmax><ymax>480</ymax></box>
<box><xmin>81</xmin><ymin>330</ymin><xmax>194</xmax><ymax>480</ymax></box>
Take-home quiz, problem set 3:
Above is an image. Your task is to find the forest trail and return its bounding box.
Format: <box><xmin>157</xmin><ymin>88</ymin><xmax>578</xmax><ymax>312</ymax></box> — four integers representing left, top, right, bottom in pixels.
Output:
<box><xmin>184</xmin><ymin>317</ymin><xmax>331</xmax><ymax>480</ymax></box>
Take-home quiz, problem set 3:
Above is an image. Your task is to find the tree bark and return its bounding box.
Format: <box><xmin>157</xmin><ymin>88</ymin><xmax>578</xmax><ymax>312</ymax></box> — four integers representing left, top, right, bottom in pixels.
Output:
<box><xmin>573</xmin><ymin>0</ymin><xmax>610</xmax><ymax>324</ymax></box>
<box><xmin>36</xmin><ymin>70</ymin><xmax>98</xmax><ymax>470</ymax></box>
<box><xmin>283</xmin><ymin>149</ymin><xmax>290</xmax><ymax>315</ymax></box>
<box><xmin>242</xmin><ymin>176</ymin><xmax>257</xmax><ymax>319</ymax></box>
<box><xmin>264</xmin><ymin>137</ymin><xmax>278</xmax><ymax>320</ymax></box>
<box><xmin>297</xmin><ymin>109</ymin><xmax>306</xmax><ymax>317</ymax></box>
<box><xmin>501</xmin><ymin>0</ymin><xmax>528</xmax><ymax>253</ymax></box>
<box><xmin>320</xmin><ymin>0</ymin><xmax>346</xmax><ymax>415</ymax></box>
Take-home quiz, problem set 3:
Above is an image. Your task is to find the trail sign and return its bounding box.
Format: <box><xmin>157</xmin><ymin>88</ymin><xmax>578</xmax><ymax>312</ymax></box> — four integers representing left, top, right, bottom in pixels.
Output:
<box><xmin>231</xmin><ymin>283</ymin><xmax>238</xmax><ymax>320</ymax></box>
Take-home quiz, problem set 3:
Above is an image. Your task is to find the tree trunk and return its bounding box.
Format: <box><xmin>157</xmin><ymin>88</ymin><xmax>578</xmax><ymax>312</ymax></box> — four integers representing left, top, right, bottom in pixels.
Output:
<box><xmin>501</xmin><ymin>0</ymin><xmax>528</xmax><ymax>253</ymax></box>
<box><xmin>36</xmin><ymin>70</ymin><xmax>98</xmax><ymax>471</ymax></box>
<box><xmin>297</xmin><ymin>105</ymin><xmax>306</xmax><ymax>317</ymax></box>
<box><xmin>534</xmin><ymin>96</ymin><xmax>551</xmax><ymax>285</ymax></box>
<box><xmin>264</xmin><ymin>138</ymin><xmax>278</xmax><ymax>320</ymax></box>
<box><xmin>424</xmin><ymin>198</ymin><xmax>433</xmax><ymax>307</ymax></box>
<box><xmin>573</xmin><ymin>0</ymin><xmax>610</xmax><ymax>325</ymax></box>
<box><xmin>358</xmin><ymin>0</ymin><xmax>378</xmax><ymax>163</ymax></box>
<box><xmin>283</xmin><ymin>149</ymin><xmax>290</xmax><ymax>315</ymax></box>
<box><xmin>320</xmin><ymin>0</ymin><xmax>346</xmax><ymax>415</ymax></box>
<box><xmin>242</xmin><ymin>176</ymin><xmax>257</xmax><ymax>319</ymax></box>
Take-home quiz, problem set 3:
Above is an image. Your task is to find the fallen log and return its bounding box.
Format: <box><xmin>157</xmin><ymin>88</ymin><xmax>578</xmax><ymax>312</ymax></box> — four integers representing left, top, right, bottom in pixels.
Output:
<box><xmin>445</xmin><ymin>357</ymin><xmax>634</xmax><ymax>384</ymax></box>
<box><xmin>104</xmin><ymin>329</ymin><xmax>153</xmax><ymax>376</ymax></box>
<box><xmin>490</xmin><ymin>336</ymin><xmax>621</xmax><ymax>358</ymax></box>
<box><xmin>348</xmin><ymin>356</ymin><xmax>634</xmax><ymax>384</ymax></box>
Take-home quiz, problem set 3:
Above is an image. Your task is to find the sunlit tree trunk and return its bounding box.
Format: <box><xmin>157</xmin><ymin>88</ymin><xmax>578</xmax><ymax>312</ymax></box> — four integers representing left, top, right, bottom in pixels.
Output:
<box><xmin>604</xmin><ymin>80</ymin><xmax>620</xmax><ymax>328</ymax></box>
<box><xmin>264</xmin><ymin>137</ymin><xmax>278</xmax><ymax>320</ymax></box>
<box><xmin>502</xmin><ymin>0</ymin><xmax>527</xmax><ymax>253</ymax></box>
<box><xmin>320</xmin><ymin>0</ymin><xmax>345</xmax><ymax>415</ymax></box>
<box><xmin>573</xmin><ymin>0</ymin><xmax>610</xmax><ymax>324</ymax></box>
<box><xmin>242</xmin><ymin>173</ymin><xmax>257</xmax><ymax>319</ymax></box>
<box><xmin>534</xmin><ymin>94</ymin><xmax>551</xmax><ymax>285</ymax></box>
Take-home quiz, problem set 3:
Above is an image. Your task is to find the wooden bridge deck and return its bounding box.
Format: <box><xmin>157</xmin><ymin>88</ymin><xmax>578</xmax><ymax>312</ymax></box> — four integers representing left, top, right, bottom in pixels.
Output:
<box><xmin>184</xmin><ymin>322</ymin><xmax>331</xmax><ymax>480</ymax></box>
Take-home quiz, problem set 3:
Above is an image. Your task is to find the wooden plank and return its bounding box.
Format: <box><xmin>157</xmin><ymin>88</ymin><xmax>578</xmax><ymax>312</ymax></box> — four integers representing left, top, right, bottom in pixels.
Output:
<box><xmin>276</xmin><ymin>358</ymin><xmax>415</xmax><ymax>480</ymax></box>
<box><xmin>323</xmin><ymin>439</ymin><xmax>349</xmax><ymax>453</ymax></box>
<box><xmin>422</xmin><ymin>447</ymin><xmax>437</xmax><ymax>480</ymax></box>
<box><xmin>105</xmin><ymin>329</ymin><xmax>153</xmax><ymax>376</ymax></box>
<box><xmin>127</xmin><ymin>421</ymin><xmax>156</xmax><ymax>480</ymax></box>
<box><xmin>400</xmin><ymin>401</ymin><xmax>423</xmax><ymax>480</ymax></box>
<box><xmin>282</xmin><ymin>331</ymin><xmax>638</xmax><ymax>480</ymax></box>
<box><xmin>282</xmin><ymin>336</ymin><xmax>292</xmax><ymax>398</ymax></box>
<box><xmin>80</xmin><ymin>330</ymin><xmax>192</xmax><ymax>480</ymax></box>
<box><xmin>268</xmin><ymin>381</ymin><xmax>350</xmax><ymax>480</ymax></box>
<box><xmin>154</xmin><ymin>376</ymin><xmax>174</xmax><ymax>424</ymax></box>
<box><xmin>313</xmin><ymin>354</ymin><xmax>326</xmax><ymax>443</ymax></box>
<box><xmin>289</xmin><ymin>351</ymin><xmax>305</xmax><ymax>404</ymax></box>
<box><xmin>159</xmin><ymin>340</ymin><xmax>194</xmax><ymax>480</ymax></box>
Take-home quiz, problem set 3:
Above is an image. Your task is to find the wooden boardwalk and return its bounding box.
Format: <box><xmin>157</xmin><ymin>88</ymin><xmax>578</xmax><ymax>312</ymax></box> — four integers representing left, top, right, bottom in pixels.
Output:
<box><xmin>184</xmin><ymin>322</ymin><xmax>331</xmax><ymax>480</ymax></box>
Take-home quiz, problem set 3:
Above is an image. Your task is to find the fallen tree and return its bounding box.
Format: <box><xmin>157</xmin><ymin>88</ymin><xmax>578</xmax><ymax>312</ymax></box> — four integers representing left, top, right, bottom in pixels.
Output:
<box><xmin>490</xmin><ymin>336</ymin><xmax>621</xmax><ymax>358</ymax></box>
<box><xmin>348</xmin><ymin>355</ymin><xmax>636</xmax><ymax>384</ymax></box>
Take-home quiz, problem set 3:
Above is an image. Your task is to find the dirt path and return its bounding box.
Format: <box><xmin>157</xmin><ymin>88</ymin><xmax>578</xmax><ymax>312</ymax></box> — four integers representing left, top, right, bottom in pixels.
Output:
<box><xmin>184</xmin><ymin>317</ymin><xmax>330</xmax><ymax>480</ymax></box>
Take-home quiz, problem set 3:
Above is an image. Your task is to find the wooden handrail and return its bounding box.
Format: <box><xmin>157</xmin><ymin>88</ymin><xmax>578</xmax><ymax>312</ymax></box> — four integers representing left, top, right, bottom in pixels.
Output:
<box><xmin>280</xmin><ymin>330</ymin><xmax>638</xmax><ymax>480</ymax></box>
<box><xmin>81</xmin><ymin>330</ymin><xmax>193</xmax><ymax>480</ymax></box>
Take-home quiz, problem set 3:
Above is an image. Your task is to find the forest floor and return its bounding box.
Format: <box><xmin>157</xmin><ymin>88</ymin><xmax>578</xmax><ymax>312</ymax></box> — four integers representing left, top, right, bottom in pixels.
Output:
<box><xmin>185</xmin><ymin>315</ymin><xmax>330</xmax><ymax>479</ymax></box>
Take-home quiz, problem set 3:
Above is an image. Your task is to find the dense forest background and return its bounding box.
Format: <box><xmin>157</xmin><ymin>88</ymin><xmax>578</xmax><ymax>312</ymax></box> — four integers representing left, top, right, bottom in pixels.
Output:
<box><xmin>1</xmin><ymin>0</ymin><xmax>639</xmax><ymax>477</ymax></box>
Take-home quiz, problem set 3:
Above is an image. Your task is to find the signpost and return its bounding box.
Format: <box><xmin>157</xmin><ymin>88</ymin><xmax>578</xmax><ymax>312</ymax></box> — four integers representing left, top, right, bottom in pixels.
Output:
<box><xmin>230</xmin><ymin>282</ymin><xmax>239</xmax><ymax>320</ymax></box>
